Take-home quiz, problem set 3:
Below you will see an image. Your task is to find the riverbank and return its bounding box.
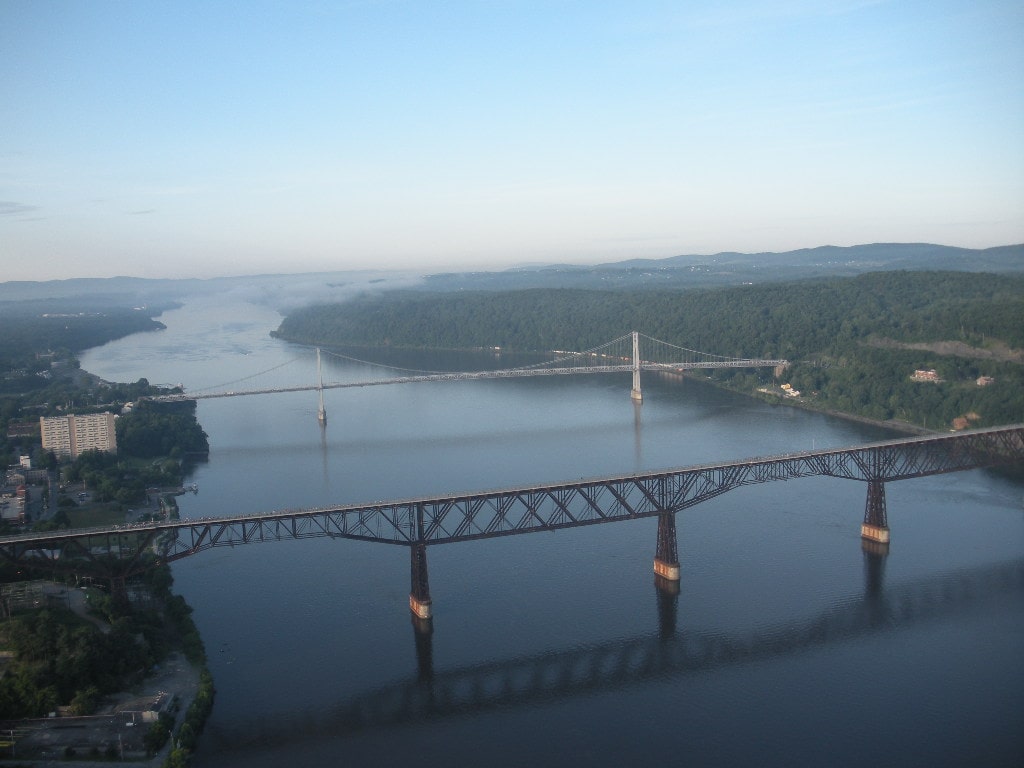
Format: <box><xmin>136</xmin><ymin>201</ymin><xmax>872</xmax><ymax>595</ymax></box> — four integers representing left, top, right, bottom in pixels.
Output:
<box><xmin>684</xmin><ymin>370</ymin><xmax>939</xmax><ymax>438</ymax></box>
<box><xmin>0</xmin><ymin>584</ymin><xmax>205</xmax><ymax>766</ymax></box>
<box><xmin>754</xmin><ymin>387</ymin><xmax>937</xmax><ymax>436</ymax></box>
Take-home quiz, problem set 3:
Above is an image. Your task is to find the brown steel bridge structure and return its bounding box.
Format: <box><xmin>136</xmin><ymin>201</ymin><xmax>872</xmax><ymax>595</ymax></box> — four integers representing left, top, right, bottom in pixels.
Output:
<box><xmin>1</xmin><ymin>424</ymin><xmax>1021</xmax><ymax>623</ymax></box>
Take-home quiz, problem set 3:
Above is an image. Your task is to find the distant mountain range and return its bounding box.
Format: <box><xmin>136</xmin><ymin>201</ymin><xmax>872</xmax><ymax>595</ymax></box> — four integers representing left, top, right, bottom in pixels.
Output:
<box><xmin>602</xmin><ymin>242</ymin><xmax>1024</xmax><ymax>271</ymax></box>
<box><xmin>424</xmin><ymin>242</ymin><xmax>1024</xmax><ymax>291</ymax></box>
<box><xmin>2</xmin><ymin>243</ymin><xmax>1022</xmax><ymax>308</ymax></box>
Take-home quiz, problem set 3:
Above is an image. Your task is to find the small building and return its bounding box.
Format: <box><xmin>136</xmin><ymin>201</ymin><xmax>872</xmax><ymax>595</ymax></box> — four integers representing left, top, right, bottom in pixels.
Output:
<box><xmin>911</xmin><ymin>369</ymin><xmax>941</xmax><ymax>382</ymax></box>
<box><xmin>0</xmin><ymin>491</ymin><xmax>26</xmax><ymax>524</ymax></box>
<box><xmin>976</xmin><ymin>376</ymin><xmax>995</xmax><ymax>387</ymax></box>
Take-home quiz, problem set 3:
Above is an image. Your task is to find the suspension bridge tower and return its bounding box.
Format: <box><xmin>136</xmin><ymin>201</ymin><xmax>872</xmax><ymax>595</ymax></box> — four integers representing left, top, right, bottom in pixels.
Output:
<box><xmin>316</xmin><ymin>348</ymin><xmax>327</xmax><ymax>424</ymax></box>
<box><xmin>630</xmin><ymin>331</ymin><xmax>643</xmax><ymax>403</ymax></box>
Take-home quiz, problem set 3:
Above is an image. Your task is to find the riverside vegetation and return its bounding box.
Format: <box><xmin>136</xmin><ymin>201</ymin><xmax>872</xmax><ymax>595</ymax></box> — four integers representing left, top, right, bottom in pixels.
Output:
<box><xmin>1</xmin><ymin>304</ymin><xmax>214</xmax><ymax>765</ymax></box>
<box><xmin>272</xmin><ymin>272</ymin><xmax>1024</xmax><ymax>434</ymax></box>
<box><xmin>273</xmin><ymin>271</ymin><xmax>1024</xmax><ymax>430</ymax></box>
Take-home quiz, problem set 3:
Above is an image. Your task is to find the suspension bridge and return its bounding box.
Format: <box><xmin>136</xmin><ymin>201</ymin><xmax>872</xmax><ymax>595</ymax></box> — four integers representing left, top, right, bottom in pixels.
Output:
<box><xmin>144</xmin><ymin>332</ymin><xmax>789</xmax><ymax>419</ymax></box>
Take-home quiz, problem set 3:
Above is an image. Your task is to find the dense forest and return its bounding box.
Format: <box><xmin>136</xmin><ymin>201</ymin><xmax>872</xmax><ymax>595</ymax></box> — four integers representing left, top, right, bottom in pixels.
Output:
<box><xmin>273</xmin><ymin>271</ymin><xmax>1024</xmax><ymax>430</ymax></box>
<box><xmin>0</xmin><ymin>605</ymin><xmax>157</xmax><ymax>718</ymax></box>
<box><xmin>0</xmin><ymin>305</ymin><xmax>170</xmax><ymax>373</ymax></box>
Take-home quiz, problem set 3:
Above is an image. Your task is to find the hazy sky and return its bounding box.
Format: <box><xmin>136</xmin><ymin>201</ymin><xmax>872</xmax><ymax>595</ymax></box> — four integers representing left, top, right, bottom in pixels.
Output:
<box><xmin>2</xmin><ymin>0</ymin><xmax>1022</xmax><ymax>281</ymax></box>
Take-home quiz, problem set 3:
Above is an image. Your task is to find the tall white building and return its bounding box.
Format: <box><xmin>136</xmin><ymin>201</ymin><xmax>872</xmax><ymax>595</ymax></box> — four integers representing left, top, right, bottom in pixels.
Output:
<box><xmin>40</xmin><ymin>412</ymin><xmax>118</xmax><ymax>459</ymax></box>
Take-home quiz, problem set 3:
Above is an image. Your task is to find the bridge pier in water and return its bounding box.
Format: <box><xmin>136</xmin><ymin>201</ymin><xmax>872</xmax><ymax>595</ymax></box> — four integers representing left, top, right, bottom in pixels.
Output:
<box><xmin>860</xmin><ymin>480</ymin><xmax>890</xmax><ymax>548</ymax></box>
<box><xmin>409</xmin><ymin>543</ymin><xmax>433</xmax><ymax>622</ymax></box>
<box><xmin>653</xmin><ymin>512</ymin><xmax>680</xmax><ymax>584</ymax></box>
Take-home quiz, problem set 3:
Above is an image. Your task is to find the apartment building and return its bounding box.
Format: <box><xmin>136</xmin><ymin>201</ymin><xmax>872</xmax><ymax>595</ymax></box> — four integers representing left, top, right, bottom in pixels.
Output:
<box><xmin>40</xmin><ymin>412</ymin><xmax>118</xmax><ymax>459</ymax></box>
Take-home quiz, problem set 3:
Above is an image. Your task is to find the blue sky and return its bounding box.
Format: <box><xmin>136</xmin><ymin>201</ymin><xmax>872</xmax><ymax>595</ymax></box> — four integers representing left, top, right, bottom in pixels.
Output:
<box><xmin>2</xmin><ymin>0</ymin><xmax>1022</xmax><ymax>281</ymax></box>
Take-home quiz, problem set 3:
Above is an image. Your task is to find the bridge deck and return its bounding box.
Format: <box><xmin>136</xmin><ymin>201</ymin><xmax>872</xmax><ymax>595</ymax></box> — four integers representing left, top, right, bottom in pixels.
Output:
<box><xmin>149</xmin><ymin>359</ymin><xmax>789</xmax><ymax>402</ymax></box>
<box><xmin>1</xmin><ymin>425</ymin><xmax>1020</xmax><ymax>569</ymax></box>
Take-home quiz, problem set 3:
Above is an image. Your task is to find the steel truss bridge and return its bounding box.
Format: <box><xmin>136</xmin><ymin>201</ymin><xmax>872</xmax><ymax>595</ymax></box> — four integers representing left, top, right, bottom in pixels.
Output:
<box><xmin>1</xmin><ymin>425</ymin><xmax>1021</xmax><ymax>618</ymax></box>
<box><xmin>144</xmin><ymin>331</ymin><xmax>788</xmax><ymax>410</ymax></box>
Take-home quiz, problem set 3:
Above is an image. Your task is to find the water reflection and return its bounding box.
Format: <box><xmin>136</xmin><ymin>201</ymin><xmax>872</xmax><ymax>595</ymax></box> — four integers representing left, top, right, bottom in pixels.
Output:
<box><xmin>862</xmin><ymin>540</ymin><xmax>888</xmax><ymax>600</ymax></box>
<box><xmin>213</xmin><ymin>558</ymin><xmax>1023</xmax><ymax>755</ymax></box>
<box><xmin>655</xmin><ymin>576</ymin><xmax>679</xmax><ymax>639</ymax></box>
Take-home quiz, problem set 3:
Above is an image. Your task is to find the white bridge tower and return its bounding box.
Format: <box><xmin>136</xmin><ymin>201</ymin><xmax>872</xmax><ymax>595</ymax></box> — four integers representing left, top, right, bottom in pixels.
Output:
<box><xmin>316</xmin><ymin>348</ymin><xmax>327</xmax><ymax>424</ymax></box>
<box><xmin>630</xmin><ymin>331</ymin><xmax>643</xmax><ymax>403</ymax></box>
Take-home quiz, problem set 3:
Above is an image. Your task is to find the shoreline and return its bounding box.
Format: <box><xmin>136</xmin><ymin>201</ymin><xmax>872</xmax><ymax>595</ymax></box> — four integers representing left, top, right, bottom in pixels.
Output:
<box><xmin>0</xmin><ymin>585</ymin><xmax>205</xmax><ymax>767</ymax></box>
<box><xmin>670</xmin><ymin>369</ymin><xmax>940</xmax><ymax>438</ymax></box>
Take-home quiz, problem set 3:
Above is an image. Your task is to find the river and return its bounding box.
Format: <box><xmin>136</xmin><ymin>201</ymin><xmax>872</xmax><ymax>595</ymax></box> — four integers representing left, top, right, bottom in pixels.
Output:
<box><xmin>80</xmin><ymin>287</ymin><xmax>1024</xmax><ymax>767</ymax></box>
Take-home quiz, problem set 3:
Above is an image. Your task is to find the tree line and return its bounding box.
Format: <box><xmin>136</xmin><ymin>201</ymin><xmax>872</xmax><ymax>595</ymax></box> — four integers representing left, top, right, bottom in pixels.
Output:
<box><xmin>272</xmin><ymin>271</ymin><xmax>1024</xmax><ymax>429</ymax></box>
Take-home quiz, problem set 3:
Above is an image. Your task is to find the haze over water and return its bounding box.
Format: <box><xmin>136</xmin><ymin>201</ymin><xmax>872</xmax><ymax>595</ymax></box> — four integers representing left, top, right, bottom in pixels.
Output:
<box><xmin>80</xmin><ymin>289</ymin><xmax>1024</xmax><ymax>767</ymax></box>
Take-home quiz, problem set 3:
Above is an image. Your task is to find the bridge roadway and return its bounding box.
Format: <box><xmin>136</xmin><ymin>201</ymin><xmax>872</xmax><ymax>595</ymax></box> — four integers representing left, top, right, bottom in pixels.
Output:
<box><xmin>1</xmin><ymin>425</ymin><xmax>1021</xmax><ymax>611</ymax></box>
<box><xmin>146</xmin><ymin>360</ymin><xmax>789</xmax><ymax>402</ymax></box>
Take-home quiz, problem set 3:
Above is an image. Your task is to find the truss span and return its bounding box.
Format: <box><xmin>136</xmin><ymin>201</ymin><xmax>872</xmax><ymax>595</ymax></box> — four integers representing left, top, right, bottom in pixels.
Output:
<box><xmin>1</xmin><ymin>425</ymin><xmax>1020</xmax><ymax>577</ymax></box>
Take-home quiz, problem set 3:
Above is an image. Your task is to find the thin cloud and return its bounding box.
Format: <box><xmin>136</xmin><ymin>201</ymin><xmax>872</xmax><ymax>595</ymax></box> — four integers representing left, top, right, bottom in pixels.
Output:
<box><xmin>128</xmin><ymin>209</ymin><xmax>157</xmax><ymax>215</ymax></box>
<box><xmin>0</xmin><ymin>201</ymin><xmax>38</xmax><ymax>216</ymax></box>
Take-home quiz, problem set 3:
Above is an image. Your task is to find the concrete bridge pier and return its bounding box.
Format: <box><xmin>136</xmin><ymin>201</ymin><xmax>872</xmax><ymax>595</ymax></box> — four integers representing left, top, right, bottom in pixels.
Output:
<box><xmin>653</xmin><ymin>512</ymin><xmax>680</xmax><ymax>583</ymax></box>
<box><xmin>860</xmin><ymin>480</ymin><xmax>890</xmax><ymax>547</ymax></box>
<box><xmin>409</xmin><ymin>543</ymin><xmax>433</xmax><ymax>621</ymax></box>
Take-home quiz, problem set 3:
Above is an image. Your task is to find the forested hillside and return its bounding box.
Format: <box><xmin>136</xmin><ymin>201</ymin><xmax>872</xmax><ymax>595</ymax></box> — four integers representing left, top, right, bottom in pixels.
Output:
<box><xmin>0</xmin><ymin>306</ymin><xmax>169</xmax><ymax>373</ymax></box>
<box><xmin>273</xmin><ymin>271</ymin><xmax>1024</xmax><ymax>430</ymax></box>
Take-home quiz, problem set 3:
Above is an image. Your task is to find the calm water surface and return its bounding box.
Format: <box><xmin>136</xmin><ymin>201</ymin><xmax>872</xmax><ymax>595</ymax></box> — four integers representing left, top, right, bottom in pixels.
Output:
<box><xmin>80</xmin><ymin>293</ymin><xmax>1024</xmax><ymax>767</ymax></box>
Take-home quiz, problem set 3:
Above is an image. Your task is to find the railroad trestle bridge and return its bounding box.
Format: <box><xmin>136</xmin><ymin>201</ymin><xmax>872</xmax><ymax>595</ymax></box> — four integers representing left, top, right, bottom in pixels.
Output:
<box><xmin>1</xmin><ymin>425</ymin><xmax>1021</xmax><ymax>623</ymax></box>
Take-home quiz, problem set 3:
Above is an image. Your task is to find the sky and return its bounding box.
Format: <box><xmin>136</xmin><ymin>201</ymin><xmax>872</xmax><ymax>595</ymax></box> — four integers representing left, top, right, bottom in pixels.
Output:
<box><xmin>2</xmin><ymin>0</ymin><xmax>1023</xmax><ymax>282</ymax></box>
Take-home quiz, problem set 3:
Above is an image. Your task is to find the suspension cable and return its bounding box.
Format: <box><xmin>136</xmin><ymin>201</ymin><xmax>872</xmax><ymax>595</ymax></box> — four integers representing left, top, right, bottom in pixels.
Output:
<box><xmin>319</xmin><ymin>347</ymin><xmax>453</xmax><ymax>376</ymax></box>
<box><xmin>638</xmin><ymin>333</ymin><xmax>751</xmax><ymax>361</ymax></box>
<box><xmin>189</xmin><ymin>357</ymin><xmax>305</xmax><ymax>393</ymax></box>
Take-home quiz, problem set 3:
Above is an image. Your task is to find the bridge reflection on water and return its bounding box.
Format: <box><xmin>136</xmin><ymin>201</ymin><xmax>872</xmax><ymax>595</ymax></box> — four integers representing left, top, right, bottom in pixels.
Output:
<box><xmin>211</xmin><ymin>553</ymin><xmax>1024</xmax><ymax>753</ymax></box>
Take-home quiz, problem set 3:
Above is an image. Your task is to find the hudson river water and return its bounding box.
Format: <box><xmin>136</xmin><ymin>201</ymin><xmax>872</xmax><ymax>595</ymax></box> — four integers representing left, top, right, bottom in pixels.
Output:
<box><xmin>80</xmin><ymin>291</ymin><xmax>1024</xmax><ymax>767</ymax></box>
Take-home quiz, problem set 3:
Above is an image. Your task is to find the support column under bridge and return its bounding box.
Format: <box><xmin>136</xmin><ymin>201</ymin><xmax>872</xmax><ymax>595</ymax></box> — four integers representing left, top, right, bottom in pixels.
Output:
<box><xmin>409</xmin><ymin>502</ymin><xmax>433</xmax><ymax>623</ymax></box>
<box><xmin>410</xmin><ymin>542</ymin><xmax>432</xmax><ymax>622</ymax></box>
<box><xmin>861</xmin><ymin>480</ymin><xmax>890</xmax><ymax>547</ymax></box>
<box><xmin>654</xmin><ymin>513</ymin><xmax>680</xmax><ymax>584</ymax></box>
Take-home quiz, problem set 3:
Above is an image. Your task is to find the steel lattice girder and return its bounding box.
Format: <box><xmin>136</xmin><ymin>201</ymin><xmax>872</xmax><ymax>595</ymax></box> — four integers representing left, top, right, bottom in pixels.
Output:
<box><xmin>0</xmin><ymin>426</ymin><xmax>1021</xmax><ymax>565</ymax></box>
<box><xmin>97</xmin><ymin>424</ymin><xmax>1024</xmax><ymax>552</ymax></box>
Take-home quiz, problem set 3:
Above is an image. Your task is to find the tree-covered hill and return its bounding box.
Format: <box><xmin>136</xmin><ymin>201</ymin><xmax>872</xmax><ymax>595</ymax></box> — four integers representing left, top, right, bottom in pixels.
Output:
<box><xmin>273</xmin><ymin>271</ymin><xmax>1024</xmax><ymax>429</ymax></box>
<box><xmin>0</xmin><ymin>304</ymin><xmax>171</xmax><ymax>373</ymax></box>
